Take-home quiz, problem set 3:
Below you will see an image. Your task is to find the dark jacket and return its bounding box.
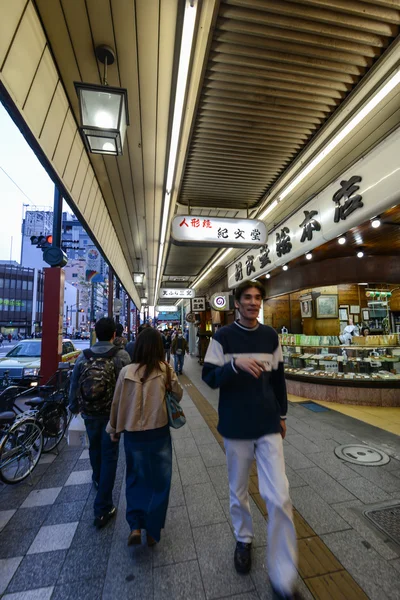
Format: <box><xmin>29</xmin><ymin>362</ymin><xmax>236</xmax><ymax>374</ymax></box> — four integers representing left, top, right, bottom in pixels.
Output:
<box><xmin>68</xmin><ymin>341</ymin><xmax>131</xmax><ymax>415</ymax></box>
<box><xmin>171</xmin><ymin>336</ymin><xmax>188</xmax><ymax>355</ymax></box>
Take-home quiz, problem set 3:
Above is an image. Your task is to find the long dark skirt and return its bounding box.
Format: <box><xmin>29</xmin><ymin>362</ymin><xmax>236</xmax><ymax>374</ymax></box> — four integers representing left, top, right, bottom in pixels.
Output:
<box><xmin>124</xmin><ymin>431</ymin><xmax>172</xmax><ymax>542</ymax></box>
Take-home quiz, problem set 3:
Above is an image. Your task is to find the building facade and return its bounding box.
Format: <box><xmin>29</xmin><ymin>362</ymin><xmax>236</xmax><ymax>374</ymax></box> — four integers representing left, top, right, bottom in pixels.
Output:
<box><xmin>0</xmin><ymin>262</ymin><xmax>44</xmax><ymax>337</ymax></box>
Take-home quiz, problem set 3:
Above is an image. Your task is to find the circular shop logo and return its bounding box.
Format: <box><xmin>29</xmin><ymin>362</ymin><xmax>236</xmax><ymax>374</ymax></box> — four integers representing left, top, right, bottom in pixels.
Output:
<box><xmin>88</xmin><ymin>248</ymin><xmax>99</xmax><ymax>260</ymax></box>
<box><xmin>215</xmin><ymin>296</ymin><xmax>226</xmax><ymax>308</ymax></box>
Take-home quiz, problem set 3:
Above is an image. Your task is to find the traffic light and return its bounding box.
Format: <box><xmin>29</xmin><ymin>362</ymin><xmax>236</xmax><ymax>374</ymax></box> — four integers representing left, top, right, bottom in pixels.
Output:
<box><xmin>30</xmin><ymin>235</ymin><xmax>52</xmax><ymax>248</ymax></box>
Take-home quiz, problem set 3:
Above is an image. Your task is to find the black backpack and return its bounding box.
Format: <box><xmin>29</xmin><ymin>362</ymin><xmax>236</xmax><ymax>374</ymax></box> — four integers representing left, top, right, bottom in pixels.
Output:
<box><xmin>78</xmin><ymin>347</ymin><xmax>119</xmax><ymax>416</ymax></box>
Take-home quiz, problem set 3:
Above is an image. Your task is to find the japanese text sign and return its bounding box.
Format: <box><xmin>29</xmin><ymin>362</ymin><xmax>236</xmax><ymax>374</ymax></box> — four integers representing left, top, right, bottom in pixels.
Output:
<box><xmin>159</xmin><ymin>288</ymin><xmax>195</xmax><ymax>299</ymax></box>
<box><xmin>171</xmin><ymin>215</ymin><xmax>267</xmax><ymax>247</ymax></box>
<box><xmin>192</xmin><ymin>297</ymin><xmax>206</xmax><ymax>311</ymax></box>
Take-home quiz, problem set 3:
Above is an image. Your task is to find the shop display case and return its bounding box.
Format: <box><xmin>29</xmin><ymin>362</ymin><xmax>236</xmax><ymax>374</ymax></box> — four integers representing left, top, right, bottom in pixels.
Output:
<box><xmin>280</xmin><ymin>334</ymin><xmax>400</xmax><ymax>392</ymax></box>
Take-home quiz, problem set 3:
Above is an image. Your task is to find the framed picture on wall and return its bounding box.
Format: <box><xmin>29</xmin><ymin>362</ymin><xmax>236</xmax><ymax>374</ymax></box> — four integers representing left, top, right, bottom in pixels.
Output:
<box><xmin>300</xmin><ymin>300</ymin><xmax>312</xmax><ymax>318</ymax></box>
<box><xmin>353</xmin><ymin>314</ymin><xmax>359</xmax><ymax>323</ymax></box>
<box><xmin>315</xmin><ymin>295</ymin><xmax>339</xmax><ymax>319</ymax></box>
<box><xmin>350</xmin><ymin>305</ymin><xmax>360</xmax><ymax>314</ymax></box>
<box><xmin>339</xmin><ymin>308</ymin><xmax>348</xmax><ymax>321</ymax></box>
<box><xmin>362</xmin><ymin>309</ymin><xmax>370</xmax><ymax>322</ymax></box>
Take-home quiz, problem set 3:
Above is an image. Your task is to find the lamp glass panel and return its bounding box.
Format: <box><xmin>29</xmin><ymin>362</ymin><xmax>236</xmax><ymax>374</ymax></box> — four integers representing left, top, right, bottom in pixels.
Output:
<box><xmin>86</xmin><ymin>133</ymin><xmax>117</xmax><ymax>154</ymax></box>
<box><xmin>80</xmin><ymin>88</ymin><xmax>122</xmax><ymax>129</ymax></box>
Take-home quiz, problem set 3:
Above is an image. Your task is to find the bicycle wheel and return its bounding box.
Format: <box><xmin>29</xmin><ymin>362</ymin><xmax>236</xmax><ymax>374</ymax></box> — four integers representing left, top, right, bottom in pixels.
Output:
<box><xmin>0</xmin><ymin>418</ymin><xmax>43</xmax><ymax>484</ymax></box>
<box><xmin>41</xmin><ymin>403</ymin><xmax>68</xmax><ymax>453</ymax></box>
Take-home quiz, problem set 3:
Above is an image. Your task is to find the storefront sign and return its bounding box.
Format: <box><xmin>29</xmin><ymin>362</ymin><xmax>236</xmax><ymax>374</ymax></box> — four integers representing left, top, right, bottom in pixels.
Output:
<box><xmin>159</xmin><ymin>288</ymin><xmax>195</xmax><ymax>299</ymax></box>
<box><xmin>0</xmin><ymin>299</ymin><xmax>25</xmax><ymax>307</ymax></box>
<box><xmin>210</xmin><ymin>292</ymin><xmax>233</xmax><ymax>311</ymax></box>
<box><xmin>171</xmin><ymin>215</ymin><xmax>267</xmax><ymax>247</ymax></box>
<box><xmin>192</xmin><ymin>297</ymin><xmax>206</xmax><ymax>311</ymax></box>
<box><xmin>156</xmin><ymin>305</ymin><xmax>178</xmax><ymax>312</ymax></box>
<box><xmin>85</xmin><ymin>247</ymin><xmax>103</xmax><ymax>282</ymax></box>
<box><xmin>228</xmin><ymin>128</ymin><xmax>400</xmax><ymax>288</ymax></box>
<box><xmin>186</xmin><ymin>312</ymin><xmax>196</xmax><ymax>323</ymax></box>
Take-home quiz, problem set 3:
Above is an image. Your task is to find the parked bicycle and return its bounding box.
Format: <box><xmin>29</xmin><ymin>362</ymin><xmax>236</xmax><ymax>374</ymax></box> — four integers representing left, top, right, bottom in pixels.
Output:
<box><xmin>0</xmin><ymin>365</ymin><xmax>73</xmax><ymax>484</ymax></box>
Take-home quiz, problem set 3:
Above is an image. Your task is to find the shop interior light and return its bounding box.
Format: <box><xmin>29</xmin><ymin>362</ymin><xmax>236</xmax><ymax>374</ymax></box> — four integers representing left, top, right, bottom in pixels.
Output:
<box><xmin>265</xmin><ymin>273</ymin><xmax>271</xmax><ymax>279</ymax></box>
<box><xmin>259</xmin><ymin>199</ymin><xmax>279</xmax><ymax>221</ymax></box>
<box><xmin>306</xmin><ymin>253</ymin><xmax>312</xmax><ymax>260</ymax></box>
<box><xmin>371</xmin><ymin>217</ymin><xmax>381</xmax><ymax>228</ymax></box>
<box><xmin>140</xmin><ymin>297</ymin><xmax>148</xmax><ymax>304</ymax></box>
<box><xmin>275</xmin><ymin>67</ymin><xmax>400</xmax><ymax>204</ymax></box>
<box><xmin>282</xmin><ymin>265</ymin><xmax>289</xmax><ymax>271</ymax></box>
<box><xmin>338</xmin><ymin>236</ymin><xmax>346</xmax><ymax>245</ymax></box>
<box><xmin>358</xmin><ymin>283</ymin><xmax>369</xmax><ymax>285</ymax></box>
<box><xmin>133</xmin><ymin>272</ymin><xmax>145</xmax><ymax>285</ymax></box>
<box><xmin>154</xmin><ymin>0</ymin><xmax>198</xmax><ymax>303</ymax></box>
<box><xmin>357</xmin><ymin>250</ymin><xmax>364</xmax><ymax>258</ymax></box>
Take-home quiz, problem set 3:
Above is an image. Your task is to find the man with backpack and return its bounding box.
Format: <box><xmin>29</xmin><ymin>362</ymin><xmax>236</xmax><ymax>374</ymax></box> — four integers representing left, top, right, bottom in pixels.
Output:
<box><xmin>69</xmin><ymin>317</ymin><xmax>131</xmax><ymax>529</ymax></box>
<box><xmin>171</xmin><ymin>328</ymin><xmax>189</xmax><ymax>375</ymax></box>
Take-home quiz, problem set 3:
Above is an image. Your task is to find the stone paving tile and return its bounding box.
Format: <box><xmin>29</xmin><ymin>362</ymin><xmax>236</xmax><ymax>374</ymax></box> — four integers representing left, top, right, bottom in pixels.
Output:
<box><xmin>294</xmin><ymin>466</ymin><xmax>355</xmax><ymax>504</ymax></box>
<box><xmin>391</xmin><ymin>558</ymin><xmax>400</xmax><ymax>573</ymax></box>
<box><xmin>306</xmin><ymin>450</ymin><xmax>356</xmax><ymax>480</ymax></box>
<box><xmin>322</xmin><ymin>529</ymin><xmax>400</xmax><ymax>600</ymax></box>
<box><xmin>169</xmin><ymin>476</ymin><xmax>185</xmax><ymax>508</ymax></box>
<box><xmin>65</xmin><ymin>469</ymin><xmax>93</xmax><ymax>486</ymax></box>
<box><xmin>184</xmin><ymin>482</ymin><xmax>226</xmax><ymax>528</ymax></box>
<box><xmin>52</xmin><ymin>579</ymin><xmax>104</xmax><ymax>600</ymax></box>
<box><xmin>2</xmin><ymin>587</ymin><xmax>54</xmax><ymax>600</ymax></box>
<box><xmin>178</xmin><ymin>456</ymin><xmax>210</xmax><ymax>487</ymax></box>
<box><xmin>220</xmin><ymin>594</ymin><xmax>260</xmax><ymax>600</ymax></box>
<box><xmin>6</xmin><ymin>550</ymin><xmax>67</xmax><ymax>593</ymax></box>
<box><xmin>191</xmin><ymin>427</ymin><xmax>217</xmax><ymax>446</ymax></box>
<box><xmin>198</xmin><ymin>441</ymin><xmax>227</xmax><ymax>468</ymax></box>
<box><xmin>0</xmin><ymin>528</ymin><xmax>38</xmax><ymax>559</ymax></box>
<box><xmin>44</xmin><ymin>500</ymin><xmax>86</xmax><ymax>526</ymax></box>
<box><xmin>70</xmin><ymin>458</ymin><xmax>92</xmax><ymax>472</ymax></box>
<box><xmin>339</xmin><ymin>476</ymin><xmax>392</xmax><ymax>504</ymax></box>
<box><xmin>186</xmin><ymin>415</ymin><xmax>209</xmax><ymax>429</ymax></box>
<box><xmin>55</xmin><ymin>483</ymin><xmax>91</xmax><ymax>504</ymax></box>
<box><xmin>27</xmin><ymin>522</ymin><xmax>78</xmax><ymax>554</ymax></box>
<box><xmin>58</xmin><ymin>543</ymin><xmax>110</xmax><ymax>583</ymax></box>
<box><xmin>70</xmin><ymin>518</ymin><xmax>115</xmax><ymax>548</ymax></box>
<box><xmin>181</xmin><ymin>406</ymin><xmax>202</xmax><ymax>417</ymax></box>
<box><xmin>0</xmin><ymin>509</ymin><xmax>16</xmax><ymax>531</ymax></box>
<box><xmin>0</xmin><ymin>488</ymin><xmax>33</xmax><ymax>510</ymax></box>
<box><xmin>38</xmin><ymin>453</ymin><xmax>57</xmax><ymax>464</ymax></box>
<box><xmin>152</xmin><ymin>505</ymin><xmax>197</xmax><ymax>568</ymax></box>
<box><xmin>347</xmin><ymin>462</ymin><xmax>400</xmax><ymax>493</ymax></box>
<box><xmin>207</xmin><ymin>465</ymin><xmax>230</xmax><ymax>499</ymax></box>
<box><xmin>173</xmin><ymin>437</ymin><xmax>200</xmax><ymax>458</ymax></box>
<box><xmin>0</xmin><ymin>557</ymin><xmax>22</xmax><ymax>595</ymax></box>
<box><xmin>285</xmin><ymin>465</ymin><xmax>307</xmax><ymax>489</ymax></box>
<box><xmin>290</xmin><ymin>486</ymin><xmax>351</xmax><ymax>535</ymax></box>
<box><xmin>193</xmin><ymin>521</ymin><xmax>255</xmax><ymax>599</ymax></box>
<box><xmin>170</xmin><ymin>425</ymin><xmax>194</xmax><ymax>440</ymax></box>
<box><xmin>21</xmin><ymin>487</ymin><xmax>61</xmax><ymax>508</ymax></box>
<box><xmin>34</xmin><ymin>471</ymin><xmax>71</xmax><ymax>489</ymax></box>
<box><xmin>153</xmin><ymin>560</ymin><xmax>206</xmax><ymax>600</ymax></box>
<box><xmin>3</xmin><ymin>506</ymin><xmax>50</xmax><ymax>532</ymax></box>
<box><xmin>331</xmin><ymin>499</ymin><xmax>400</xmax><ymax>561</ymax></box>
<box><xmin>282</xmin><ymin>445</ymin><xmax>314</xmax><ymax>470</ymax></box>
<box><xmin>79</xmin><ymin>449</ymin><xmax>89</xmax><ymax>460</ymax></box>
<box><xmin>286</xmin><ymin>433</ymin><xmax>321</xmax><ymax>454</ymax></box>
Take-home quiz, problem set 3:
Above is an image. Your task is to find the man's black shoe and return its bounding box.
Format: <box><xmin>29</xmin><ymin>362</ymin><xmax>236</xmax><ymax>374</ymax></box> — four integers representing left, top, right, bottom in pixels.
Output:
<box><xmin>94</xmin><ymin>506</ymin><xmax>116</xmax><ymax>529</ymax></box>
<box><xmin>234</xmin><ymin>541</ymin><xmax>252</xmax><ymax>574</ymax></box>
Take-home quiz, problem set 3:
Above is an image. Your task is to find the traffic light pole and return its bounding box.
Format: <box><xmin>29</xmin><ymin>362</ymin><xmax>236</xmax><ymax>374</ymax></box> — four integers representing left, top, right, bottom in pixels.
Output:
<box><xmin>40</xmin><ymin>186</ymin><xmax>64</xmax><ymax>384</ymax></box>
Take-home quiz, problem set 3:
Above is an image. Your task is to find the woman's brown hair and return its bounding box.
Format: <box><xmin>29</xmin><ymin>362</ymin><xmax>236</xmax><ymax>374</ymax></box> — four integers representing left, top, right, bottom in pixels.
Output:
<box><xmin>131</xmin><ymin>328</ymin><xmax>164</xmax><ymax>382</ymax></box>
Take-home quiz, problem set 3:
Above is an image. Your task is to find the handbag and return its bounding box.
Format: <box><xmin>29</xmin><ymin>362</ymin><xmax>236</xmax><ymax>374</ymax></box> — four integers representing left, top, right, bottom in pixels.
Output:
<box><xmin>164</xmin><ymin>362</ymin><xmax>186</xmax><ymax>429</ymax></box>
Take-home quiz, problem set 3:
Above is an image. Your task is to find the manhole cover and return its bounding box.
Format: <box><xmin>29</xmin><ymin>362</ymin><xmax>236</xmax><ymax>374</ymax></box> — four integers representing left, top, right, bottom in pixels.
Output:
<box><xmin>334</xmin><ymin>444</ymin><xmax>390</xmax><ymax>466</ymax></box>
<box><xmin>364</xmin><ymin>503</ymin><xmax>400</xmax><ymax>545</ymax></box>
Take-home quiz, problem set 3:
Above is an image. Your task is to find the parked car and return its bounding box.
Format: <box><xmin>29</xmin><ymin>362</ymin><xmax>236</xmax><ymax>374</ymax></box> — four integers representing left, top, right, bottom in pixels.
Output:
<box><xmin>0</xmin><ymin>339</ymin><xmax>81</xmax><ymax>386</ymax></box>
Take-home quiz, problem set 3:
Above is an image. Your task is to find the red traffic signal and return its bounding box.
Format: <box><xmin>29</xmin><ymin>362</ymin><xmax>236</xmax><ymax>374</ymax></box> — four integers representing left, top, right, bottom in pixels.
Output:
<box><xmin>30</xmin><ymin>235</ymin><xmax>53</xmax><ymax>249</ymax></box>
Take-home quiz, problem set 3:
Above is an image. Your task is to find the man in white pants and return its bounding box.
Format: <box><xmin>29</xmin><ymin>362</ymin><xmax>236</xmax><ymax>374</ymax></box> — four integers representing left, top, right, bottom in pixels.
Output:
<box><xmin>202</xmin><ymin>281</ymin><xmax>298</xmax><ymax>600</ymax></box>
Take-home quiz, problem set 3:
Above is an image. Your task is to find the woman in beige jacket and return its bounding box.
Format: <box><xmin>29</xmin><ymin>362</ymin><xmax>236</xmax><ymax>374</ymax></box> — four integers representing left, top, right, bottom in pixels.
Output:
<box><xmin>106</xmin><ymin>328</ymin><xmax>183</xmax><ymax>546</ymax></box>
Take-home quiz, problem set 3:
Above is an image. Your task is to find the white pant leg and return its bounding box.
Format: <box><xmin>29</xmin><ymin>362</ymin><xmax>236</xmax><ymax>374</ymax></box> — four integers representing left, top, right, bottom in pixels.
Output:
<box><xmin>224</xmin><ymin>438</ymin><xmax>255</xmax><ymax>544</ymax></box>
<box><xmin>255</xmin><ymin>433</ymin><xmax>298</xmax><ymax>596</ymax></box>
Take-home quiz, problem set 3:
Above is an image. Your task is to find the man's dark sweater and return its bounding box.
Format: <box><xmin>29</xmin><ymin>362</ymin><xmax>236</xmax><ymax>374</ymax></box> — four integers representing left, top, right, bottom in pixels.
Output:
<box><xmin>202</xmin><ymin>321</ymin><xmax>287</xmax><ymax>440</ymax></box>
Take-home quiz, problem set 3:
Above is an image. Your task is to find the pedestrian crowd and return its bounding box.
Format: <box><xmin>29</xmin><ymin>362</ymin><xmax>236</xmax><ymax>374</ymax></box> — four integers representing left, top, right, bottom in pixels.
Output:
<box><xmin>68</xmin><ymin>280</ymin><xmax>299</xmax><ymax>600</ymax></box>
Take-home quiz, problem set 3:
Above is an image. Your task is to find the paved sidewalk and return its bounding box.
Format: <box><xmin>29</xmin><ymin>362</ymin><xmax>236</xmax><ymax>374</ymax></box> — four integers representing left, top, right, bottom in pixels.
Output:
<box><xmin>0</xmin><ymin>355</ymin><xmax>399</xmax><ymax>599</ymax></box>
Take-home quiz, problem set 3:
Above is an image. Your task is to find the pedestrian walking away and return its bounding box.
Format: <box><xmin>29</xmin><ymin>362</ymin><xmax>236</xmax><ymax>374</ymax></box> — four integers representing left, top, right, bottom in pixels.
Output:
<box><xmin>171</xmin><ymin>328</ymin><xmax>189</xmax><ymax>375</ymax></box>
<box><xmin>106</xmin><ymin>327</ymin><xmax>183</xmax><ymax>546</ymax></box>
<box><xmin>69</xmin><ymin>317</ymin><xmax>131</xmax><ymax>529</ymax></box>
<box><xmin>164</xmin><ymin>330</ymin><xmax>172</xmax><ymax>364</ymax></box>
<box><xmin>202</xmin><ymin>280</ymin><xmax>298</xmax><ymax>600</ymax></box>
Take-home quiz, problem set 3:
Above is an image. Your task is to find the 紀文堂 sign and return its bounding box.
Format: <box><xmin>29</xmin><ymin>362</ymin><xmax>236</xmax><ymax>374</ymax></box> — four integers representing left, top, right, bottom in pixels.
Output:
<box><xmin>171</xmin><ymin>215</ymin><xmax>267</xmax><ymax>247</ymax></box>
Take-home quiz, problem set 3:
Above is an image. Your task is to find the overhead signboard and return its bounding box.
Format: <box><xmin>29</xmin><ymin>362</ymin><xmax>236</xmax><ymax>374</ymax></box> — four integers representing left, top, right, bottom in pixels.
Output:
<box><xmin>228</xmin><ymin>128</ymin><xmax>400</xmax><ymax>288</ymax></box>
<box><xmin>192</xmin><ymin>297</ymin><xmax>206</xmax><ymax>311</ymax></box>
<box><xmin>159</xmin><ymin>288</ymin><xmax>195</xmax><ymax>299</ymax></box>
<box><xmin>155</xmin><ymin>305</ymin><xmax>178</xmax><ymax>312</ymax></box>
<box><xmin>171</xmin><ymin>215</ymin><xmax>267</xmax><ymax>247</ymax></box>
